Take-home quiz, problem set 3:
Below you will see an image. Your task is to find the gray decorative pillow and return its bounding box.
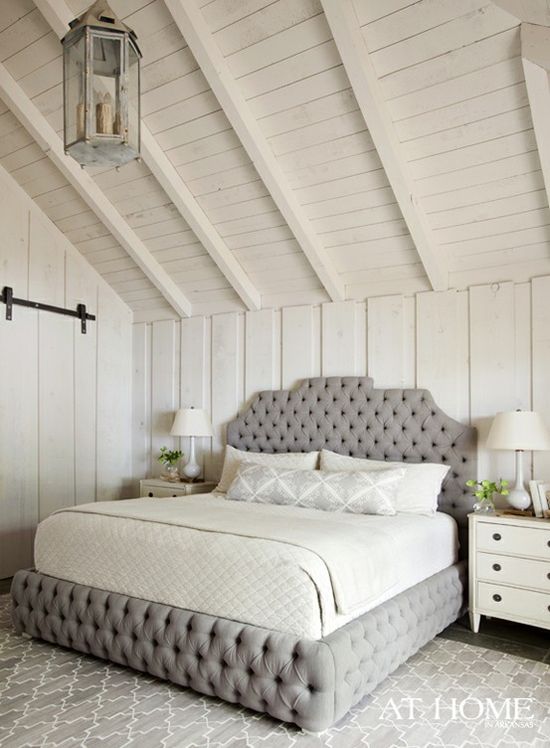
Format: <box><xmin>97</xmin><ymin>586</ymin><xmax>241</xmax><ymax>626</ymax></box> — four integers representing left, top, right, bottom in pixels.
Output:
<box><xmin>226</xmin><ymin>463</ymin><xmax>405</xmax><ymax>516</ymax></box>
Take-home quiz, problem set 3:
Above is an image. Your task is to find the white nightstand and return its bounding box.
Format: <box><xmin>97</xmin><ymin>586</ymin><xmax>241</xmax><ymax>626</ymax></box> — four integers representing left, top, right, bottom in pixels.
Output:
<box><xmin>140</xmin><ymin>479</ymin><xmax>217</xmax><ymax>498</ymax></box>
<box><xmin>469</xmin><ymin>513</ymin><xmax>550</xmax><ymax>633</ymax></box>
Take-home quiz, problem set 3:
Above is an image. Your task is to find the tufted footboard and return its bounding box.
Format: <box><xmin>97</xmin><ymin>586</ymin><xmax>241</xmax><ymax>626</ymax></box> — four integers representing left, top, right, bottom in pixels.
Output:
<box><xmin>11</xmin><ymin>563</ymin><xmax>466</xmax><ymax>732</ymax></box>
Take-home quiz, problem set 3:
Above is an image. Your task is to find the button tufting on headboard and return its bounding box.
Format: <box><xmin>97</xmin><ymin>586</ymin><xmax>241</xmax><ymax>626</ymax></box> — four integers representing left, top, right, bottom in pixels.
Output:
<box><xmin>226</xmin><ymin>377</ymin><xmax>477</xmax><ymax>541</ymax></box>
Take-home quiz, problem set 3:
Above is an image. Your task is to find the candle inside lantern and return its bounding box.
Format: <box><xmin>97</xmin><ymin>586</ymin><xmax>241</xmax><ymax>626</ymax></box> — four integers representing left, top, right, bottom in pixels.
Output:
<box><xmin>96</xmin><ymin>92</ymin><xmax>113</xmax><ymax>134</ymax></box>
<box><xmin>76</xmin><ymin>102</ymin><xmax>85</xmax><ymax>140</ymax></box>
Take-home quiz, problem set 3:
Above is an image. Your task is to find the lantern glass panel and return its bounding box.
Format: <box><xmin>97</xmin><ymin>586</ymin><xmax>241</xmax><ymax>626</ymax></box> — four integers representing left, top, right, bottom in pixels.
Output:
<box><xmin>127</xmin><ymin>41</ymin><xmax>140</xmax><ymax>152</ymax></box>
<box><xmin>64</xmin><ymin>33</ymin><xmax>86</xmax><ymax>147</ymax></box>
<box><xmin>91</xmin><ymin>33</ymin><xmax>121</xmax><ymax>137</ymax></box>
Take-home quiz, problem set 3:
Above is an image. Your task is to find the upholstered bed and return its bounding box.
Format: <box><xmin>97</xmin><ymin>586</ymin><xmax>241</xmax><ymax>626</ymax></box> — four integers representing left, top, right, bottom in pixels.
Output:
<box><xmin>11</xmin><ymin>377</ymin><xmax>477</xmax><ymax>731</ymax></box>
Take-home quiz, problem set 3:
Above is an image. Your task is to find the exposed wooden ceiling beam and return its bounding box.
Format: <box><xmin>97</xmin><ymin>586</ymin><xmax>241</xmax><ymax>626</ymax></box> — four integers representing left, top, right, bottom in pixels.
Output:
<box><xmin>0</xmin><ymin>62</ymin><xmax>192</xmax><ymax>317</ymax></box>
<box><xmin>521</xmin><ymin>23</ymin><xmax>550</xmax><ymax>219</ymax></box>
<box><xmin>492</xmin><ymin>0</ymin><xmax>550</xmax><ymax>25</ymax></box>
<box><xmin>163</xmin><ymin>0</ymin><xmax>345</xmax><ymax>303</ymax></box>
<box><xmin>320</xmin><ymin>0</ymin><xmax>448</xmax><ymax>292</ymax></box>
<box><xmin>34</xmin><ymin>0</ymin><xmax>261</xmax><ymax>311</ymax></box>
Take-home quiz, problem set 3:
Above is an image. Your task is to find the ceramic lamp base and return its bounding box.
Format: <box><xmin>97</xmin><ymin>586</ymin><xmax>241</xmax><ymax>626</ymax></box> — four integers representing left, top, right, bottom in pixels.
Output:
<box><xmin>181</xmin><ymin>435</ymin><xmax>201</xmax><ymax>482</ymax></box>
<box><xmin>506</xmin><ymin>450</ymin><xmax>531</xmax><ymax>511</ymax></box>
<box><xmin>506</xmin><ymin>487</ymin><xmax>531</xmax><ymax>510</ymax></box>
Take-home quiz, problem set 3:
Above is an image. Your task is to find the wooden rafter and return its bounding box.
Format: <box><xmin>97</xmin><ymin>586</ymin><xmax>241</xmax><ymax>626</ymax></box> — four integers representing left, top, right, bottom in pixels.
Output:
<box><xmin>163</xmin><ymin>0</ymin><xmax>345</xmax><ymax>303</ymax></box>
<box><xmin>320</xmin><ymin>0</ymin><xmax>448</xmax><ymax>292</ymax></box>
<box><xmin>34</xmin><ymin>0</ymin><xmax>261</xmax><ymax>312</ymax></box>
<box><xmin>0</xmin><ymin>62</ymin><xmax>193</xmax><ymax>318</ymax></box>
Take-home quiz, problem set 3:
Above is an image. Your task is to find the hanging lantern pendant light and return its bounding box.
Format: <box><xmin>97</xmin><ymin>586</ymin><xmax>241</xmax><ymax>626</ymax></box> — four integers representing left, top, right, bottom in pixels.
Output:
<box><xmin>62</xmin><ymin>1</ymin><xmax>141</xmax><ymax>167</ymax></box>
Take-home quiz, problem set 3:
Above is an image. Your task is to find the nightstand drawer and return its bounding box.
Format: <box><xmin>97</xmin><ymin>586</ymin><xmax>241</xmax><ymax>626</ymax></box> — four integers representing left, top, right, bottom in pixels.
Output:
<box><xmin>476</xmin><ymin>522</ymin><xmax>550</xmax><ymax>559</ymax></box>
<box><xmin>476</xmin><ymin>552</ymin><xmax>550</xmax><ymax>592</ymax></box>
<box><xmin>140</xmin><ymin>480</ymin><xmax>217</xmax><ymax>498</ymax></box>
<box><xmin>477</xmin><ymin>581</ymin><xmax>550</xmax><ymax>626</ymax></box>
<box><xmin>144</xmin><ymin>486</ymin><xmax>188</xmax><ymax>498</ymax></box>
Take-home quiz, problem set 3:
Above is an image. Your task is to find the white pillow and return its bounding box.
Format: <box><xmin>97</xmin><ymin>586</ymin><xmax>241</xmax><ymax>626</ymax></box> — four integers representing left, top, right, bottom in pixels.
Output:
<box><xmin>215</xmin><ymin>444</ymin><xmax>319</xmax><ymax>494</ymax></box>
<box><xmin>320</xmin><ymin>449</ymin><xmax>450</xmax><ymax>515</ymax></box>
<box><xmin>226</xmin><ymin>463</ymin><xmax>404</xmax><ymax>516</ymax></box>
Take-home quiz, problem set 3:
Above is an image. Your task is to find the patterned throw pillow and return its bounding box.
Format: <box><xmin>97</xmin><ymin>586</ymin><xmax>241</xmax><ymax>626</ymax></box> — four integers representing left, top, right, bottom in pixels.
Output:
<box><xmin>320</xmin><ymin>449</ymin><xmax>450</xmax><ymax>515</ymax></box>
<box><xmin>226</xmin><ymin>463</ymin><xmax>405</xmax><ymax>516</ymax></box>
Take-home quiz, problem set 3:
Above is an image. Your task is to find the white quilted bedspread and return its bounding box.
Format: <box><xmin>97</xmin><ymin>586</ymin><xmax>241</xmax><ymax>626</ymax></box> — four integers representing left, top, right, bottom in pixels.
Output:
<box><xmin>34</xmin><ymin>495</ymin><xmax>458</xmax><ymax>638</ymax></box>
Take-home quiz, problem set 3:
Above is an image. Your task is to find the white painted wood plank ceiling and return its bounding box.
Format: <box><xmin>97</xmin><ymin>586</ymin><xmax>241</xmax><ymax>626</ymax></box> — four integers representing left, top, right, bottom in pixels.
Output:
<box><xmin>0</xmin><ymin>0</ymin><xmax>548</xmax><ymax>320</ymax></box>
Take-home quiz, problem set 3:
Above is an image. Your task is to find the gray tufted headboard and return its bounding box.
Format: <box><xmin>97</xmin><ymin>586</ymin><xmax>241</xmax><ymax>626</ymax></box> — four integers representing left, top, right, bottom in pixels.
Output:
<box><xmin>227</xmin><ymin>377</ymin><xmax>477</xmax><ymax>550</ymax></box>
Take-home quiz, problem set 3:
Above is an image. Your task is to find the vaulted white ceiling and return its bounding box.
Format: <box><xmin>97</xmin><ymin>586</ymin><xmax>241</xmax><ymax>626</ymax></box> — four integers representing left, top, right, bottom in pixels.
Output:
<box><xmin>1</xmin><ymin>0</ymin><xmax>548</xmax><ymax>321</ymax></box>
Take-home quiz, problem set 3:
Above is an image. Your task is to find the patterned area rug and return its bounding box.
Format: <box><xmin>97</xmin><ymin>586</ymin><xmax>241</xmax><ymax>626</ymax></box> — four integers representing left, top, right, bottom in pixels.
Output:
<box><xmin>1</xmin><ymin>595</ymin><xmax>549</xmax><ymax>748</ymax></box>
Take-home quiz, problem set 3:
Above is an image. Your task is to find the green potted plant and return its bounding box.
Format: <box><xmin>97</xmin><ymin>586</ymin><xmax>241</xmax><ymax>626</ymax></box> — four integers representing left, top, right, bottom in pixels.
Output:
<box><xmin>158</xmin><ymin>447</ymin><xmax>184</xmax><ymax>482</ymax></box>
<box><xmin>466</xmin><ymin>478</ymin><xmax>509</xmax><ymax>514</ymax></box>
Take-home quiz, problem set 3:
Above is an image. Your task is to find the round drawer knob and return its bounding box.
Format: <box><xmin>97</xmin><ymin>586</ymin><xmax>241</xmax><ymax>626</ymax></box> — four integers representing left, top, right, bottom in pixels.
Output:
<box><xmin>492</xmin><ymin>533</ymin><xmax>501</xmax><ymax>541</ymax></box>
<box><xmin>492</xmin><ymin>563</ymin><xmax>501</xmax><ymax>571</ymax></box>
<box><xmin>493</xmin><ymin>594</ymin><xmax>502</xmax><ymax>602</ymax></box>
<box><xmin>547</xmin><ymin>540</ymin><xmax>550</xmax><ymax>548</ymax></box>
<box><xmin>148</xmin><ymin>492</ymin><xmax>153</xmax><ymax>497</ymax></box>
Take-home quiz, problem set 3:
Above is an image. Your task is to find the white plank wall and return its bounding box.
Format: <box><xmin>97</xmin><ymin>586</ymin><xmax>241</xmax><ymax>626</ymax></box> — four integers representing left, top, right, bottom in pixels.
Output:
<box><xmin>0</xmin><ymin>166</ymin><xmax>133</xmax><ymax>578</ymax></box>
<box><xmin>416</xmin><ymin>290</ymin><xmax>469</xmax><ymax>422</ymax></box>
<box><xmin>211</xmin><ymin>313</ymin><xmax>241</xmax><ymax>476</ymax></box>
<box><xmin>245</xmin><ymin>309</ymin><xmax>277</xmax><ymax>401</ymax></box>
<box><xmin>150</xmin><ymin>320</ymin><xmax>178</xmax><ymax>478</ymax></box>
<box><xmin>321</xmin><ymin>301</ymin><xmax>359</xmax><ymax>376</ymax></box>
<box><xmin>532</xmin><ymin>276</ymin><xmax>550</xmax><ymax>477</ymax></box>
<box><xmin>281</xmin><ymin>305</ymin><xmax>315</xmax><ymax>388</ymax></box>
<box><xmin>180</xmin><ymin>316</ymin><xmax>209</xmax><ymax>475</ymax></box>
<box><xmin>134</xmin><ymin>277</ymin><xmax>550</xmax><ymax>489</ymax></box>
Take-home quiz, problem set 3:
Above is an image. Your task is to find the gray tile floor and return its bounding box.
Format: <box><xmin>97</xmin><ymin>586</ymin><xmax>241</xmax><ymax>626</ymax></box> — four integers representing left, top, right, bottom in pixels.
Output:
<box><xmin>441</xmin><ymin>614</ymin><xmax>550</xmax><ymax>663</ymax></box>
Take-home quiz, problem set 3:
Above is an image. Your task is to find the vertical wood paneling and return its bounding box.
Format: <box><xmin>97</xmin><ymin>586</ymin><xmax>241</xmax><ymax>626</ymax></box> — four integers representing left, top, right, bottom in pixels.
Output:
<box><xmin>245</xmin><ymin>309</ymin><xmax>276</xmax><ymax>401</ymax></box>
<box><xmin>281</xmin><ymin>305</ymin><xmax>314</xmax><ymax>388</ymax></box>
<box><xmin>0</xmin><ymin>307</ymin><xmax>38</xmax><ymax>577</ymax></box>
<box><xmin>74</xmin><ymin>319</ymin><xmax>97</xmax><ymax>504</ymax></box>
<box><xmin>29</xmin><ymin>211</ymin><xmax>65</xmax><ymax>305</ymax></box>
<box><xmin>211</xmin><ymin>313</ymin><xmax>240</xmax><ymax>475</ymax></box>
<box><xmin>0</xmin><ymin>172</ymin><xmax>28</xmax><ymax>295</ymax></box>
<box><xmin>96</xmin><ymin>287</ymin><xmax>133</xmax><ymax>499</ymax></box>
<box><xmin>470</xmin><ymin>283</ymin><xmax>516</xmax><ymax>483</ymax></box>
<box><xmin>403</xmin><ymin>296</ymin><xmax>416</xmax><ymax>387</ymax></box>
<box><xmin>151</xmin><ymin>320</ymin><xmax>178</xmax><ymax>478</ymax></box>
<box><xmin>367</xmin><ymin>296</ymin><xmax>404</xmax><ymax>387</ymax></box>
<box><xmin>514</xmin><ymin>283</ymin><xmax>533</xmax><ymax>485</ymax></box>
<box><xmin>181</xmin><ymin>316</ymin><xmax>208</xmax><ymax>477</ymax></box>
<box><xmin>321</xmin><ymin>301</ymin><xmax>358</xmax><ymax>376</ymax></box>
<box><xmin>132</xmin><ymin>322</ymin><xmax>152</xmax><ymax>486</ymax></box>
<box><xmin>67</xmin><ymin>252</ymin><xmax>98</xmax><ymax>505</ymax></box>
<box><xmin>532</xmin><ymin>277</ymin><xmax>550</xmax><ymax>477</ymax></box>
<box><xmin>355</xmin><ymin>302</ymin><xmax>367</xmax><ymax>376</ymax></box>
<box><xmin>66</xmin><ymin>251</ymin><xmax>99</xmax><ymax>315</ymax></box>
<box><xmin>38</xmin><ymin>314</ymin><xmax>75</xmax><ymax>519</ymax></box>
<box><xmin>0</xmin><ymin>165</ymin><xmax>133</xmax><ymax>577</ymax></box>
<box><xmin>134</xmin><ymin>278</ymin><xmax>550</xmax><ymax>494</ymax></box>
<box><xmin>417</xmin><ymin>290</ymin><xmax>469</xmax><ymax>421</ymax></box>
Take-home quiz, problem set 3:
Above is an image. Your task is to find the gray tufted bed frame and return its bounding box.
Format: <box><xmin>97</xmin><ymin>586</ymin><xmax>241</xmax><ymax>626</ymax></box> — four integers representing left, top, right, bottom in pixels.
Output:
<box><xmin>11</xmin><ymin>377</ymin><xmax>477</xmax><ymax>732</ymax></box>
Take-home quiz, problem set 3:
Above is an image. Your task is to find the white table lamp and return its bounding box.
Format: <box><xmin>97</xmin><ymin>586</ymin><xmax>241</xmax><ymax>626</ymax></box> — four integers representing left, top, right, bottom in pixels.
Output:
<box><xmin>170</xmin><ymin>408</ymin><xmax>213</xmax><ymax>481</ymax></box>
<box><xmin>486</xmin><ymin>410</ymin><xmax>550</xmax><ymax>509</ymax></box>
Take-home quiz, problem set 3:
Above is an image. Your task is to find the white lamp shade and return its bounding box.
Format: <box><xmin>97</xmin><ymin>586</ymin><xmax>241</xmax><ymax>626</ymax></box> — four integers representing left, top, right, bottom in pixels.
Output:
<box><xmin>486</xmin><ymin>410</ymin><xmax>550</xmax><ymax>451</ymax></box>
<box><xmin>170</xmin><ymin>408</ymin><xmax>213</xmax><ymax>437</ymax></box>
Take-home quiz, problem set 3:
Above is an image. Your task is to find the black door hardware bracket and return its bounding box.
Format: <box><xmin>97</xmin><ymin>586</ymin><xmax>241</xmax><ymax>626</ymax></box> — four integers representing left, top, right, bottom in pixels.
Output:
<box><xmin>1</xmin><ymin>286</ymin><xmax>96</xmax><ymax>334</ymax></box>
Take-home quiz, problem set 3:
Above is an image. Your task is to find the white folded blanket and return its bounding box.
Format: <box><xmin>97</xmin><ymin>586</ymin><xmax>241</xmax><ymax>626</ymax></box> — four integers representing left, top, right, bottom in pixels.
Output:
<box><xmin>43</xmin><ymin>495</ymin><xmax>398</xmax><ymax>615</ymax></box>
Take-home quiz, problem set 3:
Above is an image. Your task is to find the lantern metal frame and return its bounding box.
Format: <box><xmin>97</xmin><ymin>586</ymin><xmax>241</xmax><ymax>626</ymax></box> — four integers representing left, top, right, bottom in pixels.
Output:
<box><xmin>62</xmin><ymin>2</ymin><xmax>141</xmax><ymax>167</ymax></box>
